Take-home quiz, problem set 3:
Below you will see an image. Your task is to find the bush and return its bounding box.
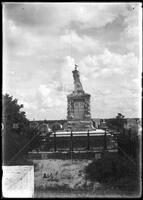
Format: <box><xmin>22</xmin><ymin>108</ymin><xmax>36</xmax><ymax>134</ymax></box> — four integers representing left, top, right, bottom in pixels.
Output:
<box><xmin>85</xmin><ymin>152</ymin><xmax>138</xmax><ymax>183</ymax></box>
<box><xmin>51</xmin><ymin>122</ymin><xmax>62</xmax><ymax>132</ymax></box>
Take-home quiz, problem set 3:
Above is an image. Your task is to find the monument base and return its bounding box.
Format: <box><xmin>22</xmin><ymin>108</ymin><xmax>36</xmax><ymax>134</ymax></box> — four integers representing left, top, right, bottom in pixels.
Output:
<box><xmin>67</xmin><ymin>120</ymin><xmax>93</xmax><ymax>131</ymax></box>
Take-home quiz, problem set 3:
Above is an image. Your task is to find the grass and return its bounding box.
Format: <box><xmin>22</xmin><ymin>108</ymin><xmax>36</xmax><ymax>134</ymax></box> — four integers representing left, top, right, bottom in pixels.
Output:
<box><xmin>33</xmin><ymin>159</ymin><xmax>92</xmax><ymax>192</ymax></box>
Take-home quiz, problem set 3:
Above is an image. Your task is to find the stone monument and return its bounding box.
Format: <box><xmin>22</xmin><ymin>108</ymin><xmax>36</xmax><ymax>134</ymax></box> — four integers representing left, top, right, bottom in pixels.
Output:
<box><xmin>67</xmin><ymin>64</ymin><xmax>92</xmax><ymax>131</ymax></box>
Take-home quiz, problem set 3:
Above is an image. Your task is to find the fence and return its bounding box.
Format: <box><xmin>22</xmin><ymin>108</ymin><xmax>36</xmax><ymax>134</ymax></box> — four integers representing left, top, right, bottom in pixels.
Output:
<box><xmin>40</xmin><ymin>129</ymin><xmax>113</xmax><ymax>152</ymax></box>
<box><xmin>117</xmin><ymin>128</ymin><xmax>139</xmax><ymax>160</ymax></box>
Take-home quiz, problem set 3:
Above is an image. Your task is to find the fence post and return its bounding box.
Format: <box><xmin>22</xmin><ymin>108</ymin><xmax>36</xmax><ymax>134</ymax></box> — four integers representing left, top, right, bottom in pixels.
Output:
<box><xmin>70</xmin><ymin>130</ymin><xmax>73</xmax><ymax>152</ymax></box>
<box><xmin>54</xmin><ymin>132</ymin><xmax>57</xmax><ymax>152</ymax></box>
<box><xmin>104</xmin><ymin>129</ymin><xmax>107</xmax><ymax>150</ymax></box>
<box><xmin>123</xmin><ymin>127</ymin><xmax>125</xmax><ymax>135</ymax></box>
<box><xmin>128</xmin><ymin>128</ymin><xmax>131</xmax><ymax>156</ymax></box>
<box><xmin>87</xmin><ymin>130</ymin><xmax>90</xmax><ymax>150</ymax></box>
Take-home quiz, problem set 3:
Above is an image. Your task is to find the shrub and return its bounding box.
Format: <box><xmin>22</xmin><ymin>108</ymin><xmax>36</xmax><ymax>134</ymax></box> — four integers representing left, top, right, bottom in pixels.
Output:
<box><xmin>51</xmin><ymin>122</ymin><xmax>62</xmax><ymax>132</ymax></box>
<box><xmin>85</xmin><ymin>152</ymin><xmax>138</xmax><ymax>183</ymax></box>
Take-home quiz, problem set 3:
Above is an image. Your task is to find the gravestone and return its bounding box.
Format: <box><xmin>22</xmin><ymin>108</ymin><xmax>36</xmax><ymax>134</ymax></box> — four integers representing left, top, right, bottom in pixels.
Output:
<box><xmin>67</xmin><ymin>64</ymin><xmax>92</xmax><ymax>131</ymax></box>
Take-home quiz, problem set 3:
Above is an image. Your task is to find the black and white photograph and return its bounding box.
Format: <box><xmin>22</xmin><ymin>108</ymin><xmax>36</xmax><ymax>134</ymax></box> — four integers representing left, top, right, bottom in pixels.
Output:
<box><xmin>2</xmin><ymin>2</ymin><xmax>142</xmax><ymax>198</ymax></box>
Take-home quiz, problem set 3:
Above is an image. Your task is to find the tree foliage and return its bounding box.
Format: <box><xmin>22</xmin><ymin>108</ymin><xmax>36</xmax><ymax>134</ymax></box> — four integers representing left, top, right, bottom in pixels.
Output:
<box><xmin>2</xmin><ymin>93</ymin><xmax>29</xmax><ymax>133</ymax></box>
<box><xmin>51</xmin><ymin>122</ymin><xmax>62</xmax><ymax>132</ymax></box>
<box><xmin>2</xmin><ymin>93</ymin><xmax>37</xmax><ymax>165</ymax></box>
<box><xmin>106</xmin><ymin>113</ymin><xmax>125</xmax><ymax>130</ymax></box>
<box><xmin>116</xmin><ymin>113</ymin><xmax>125</xmax><ymax>119</ymax></box>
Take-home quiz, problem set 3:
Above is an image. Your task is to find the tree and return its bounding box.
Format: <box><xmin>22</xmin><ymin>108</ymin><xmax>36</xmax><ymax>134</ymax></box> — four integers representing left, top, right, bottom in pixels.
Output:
<box><xmin>116</xmin><ymin>113</ymin><xmax>125</xmax><ymax>119</ymax></box>
<box><xmin>106</xmin><ymin>113</ymin><xmax>125</xmax><ymax>130</ymax></box>
<box><xmin>2</xmin><ymin>93</ymin><xmax>36</xmax><ymax>165</ymax></box>
<box><xmin>2</xmin><ymin>94</ymin><xmax>29</xmax><ymax>133</ymax></box>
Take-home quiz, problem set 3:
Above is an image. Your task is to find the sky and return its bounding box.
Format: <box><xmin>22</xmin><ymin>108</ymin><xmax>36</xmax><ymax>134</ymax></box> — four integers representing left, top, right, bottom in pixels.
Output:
<box><xmin>3</xmin><ymin>3</ymin><xmax>142</xmax><ymax>120</ymax></box>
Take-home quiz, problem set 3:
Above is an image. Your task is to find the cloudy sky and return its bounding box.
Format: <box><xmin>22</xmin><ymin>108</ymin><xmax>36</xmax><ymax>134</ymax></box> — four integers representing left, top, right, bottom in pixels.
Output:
<box><xmin>3</xmin><ymin>3</ymin><xmax>142</xmax><ymax>120</ymax></box>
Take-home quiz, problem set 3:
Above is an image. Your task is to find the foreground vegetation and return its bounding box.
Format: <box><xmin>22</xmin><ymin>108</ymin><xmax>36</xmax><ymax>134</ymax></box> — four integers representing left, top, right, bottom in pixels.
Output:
<box><xmin>85</xmin><ymin>152</ymin><xmax>140</xmax><ymax>196</ymax></box>
<box><xmin>2</xmin><ymin>93</ymin><xmax>40</xmax><ymax>165</ymax></box>
<box><xmin>33</xmin><ymin>156</ymin><xmax>141</xmax><ymax>198</ymax></box>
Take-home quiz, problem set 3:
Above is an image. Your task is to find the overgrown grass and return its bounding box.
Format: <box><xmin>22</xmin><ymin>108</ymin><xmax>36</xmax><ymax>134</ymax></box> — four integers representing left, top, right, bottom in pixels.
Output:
<box><xmin>85</xmin><ymin>152</ymin><xmax>140</xmax><ymax>194</ymax></box>
<box><xmin>33</xmin><ymin>159</ymin><xmax>91</xmax><ymax>192</ymax></box>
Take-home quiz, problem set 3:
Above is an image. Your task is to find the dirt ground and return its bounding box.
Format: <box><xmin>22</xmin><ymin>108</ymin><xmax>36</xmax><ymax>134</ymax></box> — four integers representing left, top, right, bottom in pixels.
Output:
<box><xmin>33</xmin><ymin>159</ymin><xmax>139</xmax><ymax>198</ymax></box>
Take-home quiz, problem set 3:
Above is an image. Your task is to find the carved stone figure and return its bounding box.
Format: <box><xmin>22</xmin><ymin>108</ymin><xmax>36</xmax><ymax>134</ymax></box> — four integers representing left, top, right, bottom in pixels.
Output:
<box><xmin>72</xmin><ymin>64</ymin><xmax>84</xmax><ymax>94</ymax></box>
<box><xmin>67</xmin><ymin>100</ymin><xmax>74</xmax><ymax>120</ymax></box>
<box><xmin>84</xmin><ymin>99</ymin><xmax>90</xmax><ymax>114</ymax></box>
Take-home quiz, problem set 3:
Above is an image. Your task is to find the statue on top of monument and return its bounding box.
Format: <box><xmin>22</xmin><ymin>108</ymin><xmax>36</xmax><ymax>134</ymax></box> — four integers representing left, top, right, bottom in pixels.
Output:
<box><xmin>75</xmin><ymin>64</ymin><xmax>78</xmax><ymax>70</ymax></box>
<box><xmin>72</xmin><ymin>64</ymin><xmax>84</xmax><ymax>94</ymax></box>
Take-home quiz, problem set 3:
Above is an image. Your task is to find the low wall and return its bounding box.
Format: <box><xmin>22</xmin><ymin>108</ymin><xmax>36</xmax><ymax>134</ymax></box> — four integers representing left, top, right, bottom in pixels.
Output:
<box><xmin>2</xmin><ymin>166</ymin><xmax>34</xmax><ymax>198</ymax></box>
<box><xmin>28</xmin><ymin>149</ymin><xmax>118</xmax><ymax>160</ymax></box>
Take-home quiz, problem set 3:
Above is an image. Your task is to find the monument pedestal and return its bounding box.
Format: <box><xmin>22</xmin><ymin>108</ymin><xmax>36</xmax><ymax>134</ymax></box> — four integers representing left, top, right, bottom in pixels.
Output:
<box><xmin>67</xmin><ymin>66</ymin><xmax>93</xmax><ymax>131</ymax></box>
<box><xmin>67</xmin><ymin>120</ymin><xmax>92</xmax><ymax>131</ymax></box>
